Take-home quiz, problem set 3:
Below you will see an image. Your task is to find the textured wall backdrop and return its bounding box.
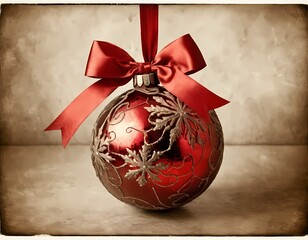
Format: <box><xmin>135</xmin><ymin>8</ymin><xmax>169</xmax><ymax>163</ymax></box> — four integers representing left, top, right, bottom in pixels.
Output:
<box><xmin>0</xmin><ymin>4</ymin><xmax>307</xmax><ymax>145</ymax></box>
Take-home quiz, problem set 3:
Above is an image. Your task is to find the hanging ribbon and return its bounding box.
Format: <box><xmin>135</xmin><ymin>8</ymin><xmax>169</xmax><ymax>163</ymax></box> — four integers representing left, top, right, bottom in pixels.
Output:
<box><xmin>45</xmin><ymin>4</ymin><xmax>229</xmax><ymax>148</ymax></box>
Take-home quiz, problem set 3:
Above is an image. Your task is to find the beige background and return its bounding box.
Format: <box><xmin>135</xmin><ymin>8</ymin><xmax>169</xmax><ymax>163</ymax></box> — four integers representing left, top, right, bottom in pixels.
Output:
<box><xmin>0</xmin><ymin>4</ymin><xmax>307</xmax><ymax>145</ymax></box>
<box><xmin>0</xmin><ymin>4</ymin><xmax>307</xmax><ymax>236</ymax></box>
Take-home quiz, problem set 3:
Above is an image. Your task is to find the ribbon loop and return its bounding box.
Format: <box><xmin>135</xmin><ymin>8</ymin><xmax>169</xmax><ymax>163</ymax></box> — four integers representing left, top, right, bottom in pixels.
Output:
<box><xmin>85</xmin><ymin>41</ymin><xmax>135</xmax><ymax>79</ymax></box>
<box><xmin>154</xmin><ymin>34</ymin><xmax>206</xmax><ymax>74</ymax></box>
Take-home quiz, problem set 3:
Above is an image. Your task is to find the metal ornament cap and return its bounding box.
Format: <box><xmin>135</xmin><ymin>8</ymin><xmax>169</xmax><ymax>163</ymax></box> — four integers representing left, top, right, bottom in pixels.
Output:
<box><xmin>133</xmin><ymin>73</ymin><xmax>159</xmax><ymax>88</ymax></box>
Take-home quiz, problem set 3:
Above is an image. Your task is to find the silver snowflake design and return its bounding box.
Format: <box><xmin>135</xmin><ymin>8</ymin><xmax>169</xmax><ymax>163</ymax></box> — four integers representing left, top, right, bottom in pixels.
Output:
<box><xmin>91</xmin><ymin>133</ymin><xmax>115</xmax><ymax>163</ymax></box>
<box><xmin>144</xmin><ymin>91</ymin><xmax>206</xmax><ymax>148</ymax></box>
<box><xmin>121</xmin><ymin>145</ymin><xmax>169</xmax><ymax>187</ymax></box>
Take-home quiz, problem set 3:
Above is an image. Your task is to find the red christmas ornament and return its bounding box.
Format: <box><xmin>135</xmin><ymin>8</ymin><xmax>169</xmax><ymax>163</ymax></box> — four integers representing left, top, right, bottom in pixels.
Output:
<box><xmin>45</xmin><ymin>5</ymin><xmax>229</xmax><ymax>210</ymax></box>
<box><xmin>91</xmin><ymin>73</ymin><xmax>224</xmax><ymax>210</ymax></box>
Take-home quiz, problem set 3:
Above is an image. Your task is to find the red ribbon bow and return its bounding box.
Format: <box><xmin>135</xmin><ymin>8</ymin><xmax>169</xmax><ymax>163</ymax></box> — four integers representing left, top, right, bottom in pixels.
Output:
<box><xmin>45</xmin><ymin>5</ymin><xmax>229</xmax><ymax>147</ymax></box>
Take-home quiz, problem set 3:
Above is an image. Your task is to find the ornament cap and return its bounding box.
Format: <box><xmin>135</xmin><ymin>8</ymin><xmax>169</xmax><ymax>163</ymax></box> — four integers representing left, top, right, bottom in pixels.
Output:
<box><xmin>133</xmin><ymin>73</ymin><xmax>159</xmax><ymax>88</ymax></box>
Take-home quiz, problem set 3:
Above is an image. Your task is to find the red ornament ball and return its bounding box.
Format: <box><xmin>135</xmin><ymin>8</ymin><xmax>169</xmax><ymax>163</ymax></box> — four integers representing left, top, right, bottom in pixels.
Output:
<box><xmin>91</xmin><ymin>74</ymin><xmax>224</xmax><ymax>210</ymax></box>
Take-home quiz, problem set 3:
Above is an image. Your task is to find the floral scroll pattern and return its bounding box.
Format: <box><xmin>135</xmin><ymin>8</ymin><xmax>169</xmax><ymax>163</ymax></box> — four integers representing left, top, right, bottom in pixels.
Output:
<box><xmin>145</xmin><ymin>90</ymin><xmax>206</xmax><ymax>149</ymax></box>
<box><xmin>91</xmin><ymin>87</ymin><xmax>207</xmax><ymax>187</ymax></box>
<box><xmin>90</xmin><ymin>86</ymin><xmax>223</xmax><ymax>209</ymax></box>
<box><xmin>122</xmin><ymin>145</ymin><xmax>169</xmax><ymax>187</ymax></box>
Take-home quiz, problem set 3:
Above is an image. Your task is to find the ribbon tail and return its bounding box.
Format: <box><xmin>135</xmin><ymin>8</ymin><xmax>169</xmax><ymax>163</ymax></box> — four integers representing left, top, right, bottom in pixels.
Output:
<box><xmin>159</xmin><ymin>69</ymin><xmax>229</xmax><ymax>122</ymax></box>
<box><xmin>45</xmin><ymin>79</ymin><xmax>129</xmax><ymax>147</ymax></box>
